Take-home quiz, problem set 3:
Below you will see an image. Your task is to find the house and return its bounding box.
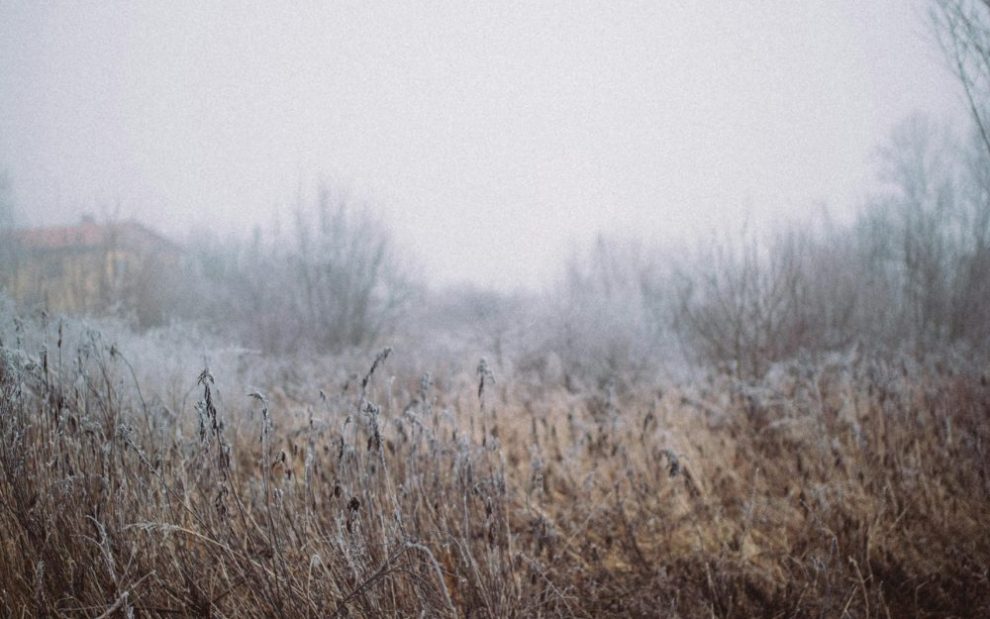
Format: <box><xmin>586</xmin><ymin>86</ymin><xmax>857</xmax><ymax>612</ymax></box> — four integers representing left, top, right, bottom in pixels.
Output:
<box><xmin>0</xmin><ymin>216</ymin><xmax>182</xmax><ymax>324</ymax></box>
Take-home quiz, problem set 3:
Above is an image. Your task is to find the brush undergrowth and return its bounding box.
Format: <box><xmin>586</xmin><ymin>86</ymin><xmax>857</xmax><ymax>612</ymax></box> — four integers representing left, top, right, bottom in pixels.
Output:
<box><xmin>0</xmin><ymin>312</ymin><xmax>988</xmax><ymax>617</ymax></box>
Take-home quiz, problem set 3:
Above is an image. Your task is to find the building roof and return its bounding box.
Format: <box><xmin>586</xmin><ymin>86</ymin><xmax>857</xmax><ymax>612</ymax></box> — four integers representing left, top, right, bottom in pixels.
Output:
<box><xmin>7</xmin><ymin>218</ymin><xmax>181</xmax><ymax>254</ymax></box>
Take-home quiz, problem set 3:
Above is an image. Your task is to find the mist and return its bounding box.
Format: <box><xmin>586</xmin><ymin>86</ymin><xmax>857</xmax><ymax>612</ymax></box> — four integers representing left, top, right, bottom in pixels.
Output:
<box><xmin>4</xmin><ymin>3</ymin><xmax>990</xmax><ymax>616</ymax></box>
<box><xmin>0</xmin><ymin>0</ymin><xmax>965</xmax><ymax>290</ymax></box>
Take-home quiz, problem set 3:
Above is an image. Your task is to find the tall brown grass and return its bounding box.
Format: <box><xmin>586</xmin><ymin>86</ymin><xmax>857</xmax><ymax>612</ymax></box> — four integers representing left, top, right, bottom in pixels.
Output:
<box><xmin>1</xmin><ymin>314</ymin><xmax>988</xmax><ymax>617</ymax></box>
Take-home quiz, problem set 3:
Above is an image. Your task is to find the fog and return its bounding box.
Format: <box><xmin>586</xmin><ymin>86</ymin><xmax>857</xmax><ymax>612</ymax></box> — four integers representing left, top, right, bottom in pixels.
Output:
<box><xmin>6</xmin><ymin>5</ymin><xmax>990</xmax><ymax>614</ymax></box>
<box><xmin>0</xmin><ymin>1</ymin><xmax>965</xmax><ymax>290</ymax></box>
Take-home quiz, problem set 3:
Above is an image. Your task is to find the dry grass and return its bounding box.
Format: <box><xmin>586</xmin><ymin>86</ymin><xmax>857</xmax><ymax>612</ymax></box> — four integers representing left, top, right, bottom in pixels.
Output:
<box><xmin>1</xmin><ymin>317</ymin><xmax>988</xmax><ymax>617</ymax></box>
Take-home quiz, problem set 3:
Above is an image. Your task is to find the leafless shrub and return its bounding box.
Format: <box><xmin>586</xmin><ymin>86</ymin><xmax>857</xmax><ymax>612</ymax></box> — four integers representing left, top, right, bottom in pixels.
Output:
<box><xmin>674</xmin><ymin>226</ymin><xmax>822</xmax><ymax>379</ymax></box>
<box><xmin>185</xmin><ymin>184</ymin><xmax>418</xmax><ymax>354</ymax></box>
<box><xmin>674</xmin><ymin>115</ymin><xmax>990</xmax><ymax>380</ymax></box>
<box><xmin>531</xmin><ymin>235</ymin><xmax>673</xmax><ymax>391</ymax></box>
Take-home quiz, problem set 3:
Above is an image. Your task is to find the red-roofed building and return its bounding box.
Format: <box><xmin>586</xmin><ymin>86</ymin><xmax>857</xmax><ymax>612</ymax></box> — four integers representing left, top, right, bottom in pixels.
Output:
<box><xmin>1</xmin><ymin>216</ymin><xmax>182</xmax><ymax>324</ymax></box>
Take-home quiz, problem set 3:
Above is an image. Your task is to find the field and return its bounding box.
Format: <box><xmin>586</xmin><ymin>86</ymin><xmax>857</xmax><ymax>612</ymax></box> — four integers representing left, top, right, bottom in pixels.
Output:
<box><xmin>1</xmin><ymin>310</ymin><xmax>987</xmax><ymax>618</ymax></box>
<box><xmin>6</xmin><ymin>1</ymin><xmax>990</xmax><ymax>617</ymax></box>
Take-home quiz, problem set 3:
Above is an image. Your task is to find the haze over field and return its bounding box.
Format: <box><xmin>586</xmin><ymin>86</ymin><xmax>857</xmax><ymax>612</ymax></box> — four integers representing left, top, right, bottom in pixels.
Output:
<box><xmin>0</xmin><ymin>0</ymin><xmax>966</xmax><ymax>289</ymax></box>
<box><xmin>4</xmin><ymin>3</ymin><xmax>990</xmax><ymax>617</ymax></box>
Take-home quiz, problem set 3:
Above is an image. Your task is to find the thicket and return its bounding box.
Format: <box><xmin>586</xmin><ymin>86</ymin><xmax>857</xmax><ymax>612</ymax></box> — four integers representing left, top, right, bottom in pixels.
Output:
<box><xmin>171</xmin><ymin>186</ymin><xmax>418</xmax><ymax>355</ymax></box>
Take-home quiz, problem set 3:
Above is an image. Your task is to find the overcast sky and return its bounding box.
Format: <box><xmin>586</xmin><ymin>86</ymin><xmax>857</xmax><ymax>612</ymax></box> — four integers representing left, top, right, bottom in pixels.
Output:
<box><xmin>0</xmin><ymin>1</ymin><xmax>967</xmax><ymax>290</ymax></box>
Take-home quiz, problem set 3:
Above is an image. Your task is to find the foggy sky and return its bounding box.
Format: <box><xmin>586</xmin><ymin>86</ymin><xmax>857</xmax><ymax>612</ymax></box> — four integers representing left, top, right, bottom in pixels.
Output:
<box><xmin>0</xmin><ymin>1</ymin><xmax>967</xmax><ymax>290</ymax></box>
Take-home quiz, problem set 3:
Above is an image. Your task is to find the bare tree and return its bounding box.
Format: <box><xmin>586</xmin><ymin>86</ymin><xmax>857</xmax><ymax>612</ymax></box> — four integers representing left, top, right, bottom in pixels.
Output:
<box><xmin>932</xmin><ymin>0</ymin><xmax>990</xmax><ymax>157</ymax></box>
<box><xmin>0</xmin><ymin>171</ymin><xmax>12</xmax><ymax>230</ymax></box>
<box><xmin>0</xmin><ymin>171</ymin><xmax>19</xmax><ymax>293</ymax></box>
<box><xmin>188</xmin><ymin>184</ymin><xmax>416</xmax><ymax>354</ymax></box>
<box><xmin>289</xmin><ymin>186</ymin><xmax>415</xmax><ymax>350</ymax></box>
<box><xmin>542</xmin><ymin>235</ymin><xmax>673</xmax><ymax>389</ymax></box>
<box><xmin>673</xmin><ymin>227</ymin><xmax>826</xmax><ymax>379</ymax></box>
<box><xmin>876</xmin><ymin>115</ymin><xmax>960</xmax><ymax>342</ymax></box>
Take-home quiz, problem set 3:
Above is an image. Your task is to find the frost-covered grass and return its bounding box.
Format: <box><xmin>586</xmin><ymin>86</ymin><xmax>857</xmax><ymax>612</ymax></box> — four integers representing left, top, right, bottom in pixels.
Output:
<box><xmin>1</xmin><ymin>306</ymin><xmax>988</xmax><ymax>617</ymax></box>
